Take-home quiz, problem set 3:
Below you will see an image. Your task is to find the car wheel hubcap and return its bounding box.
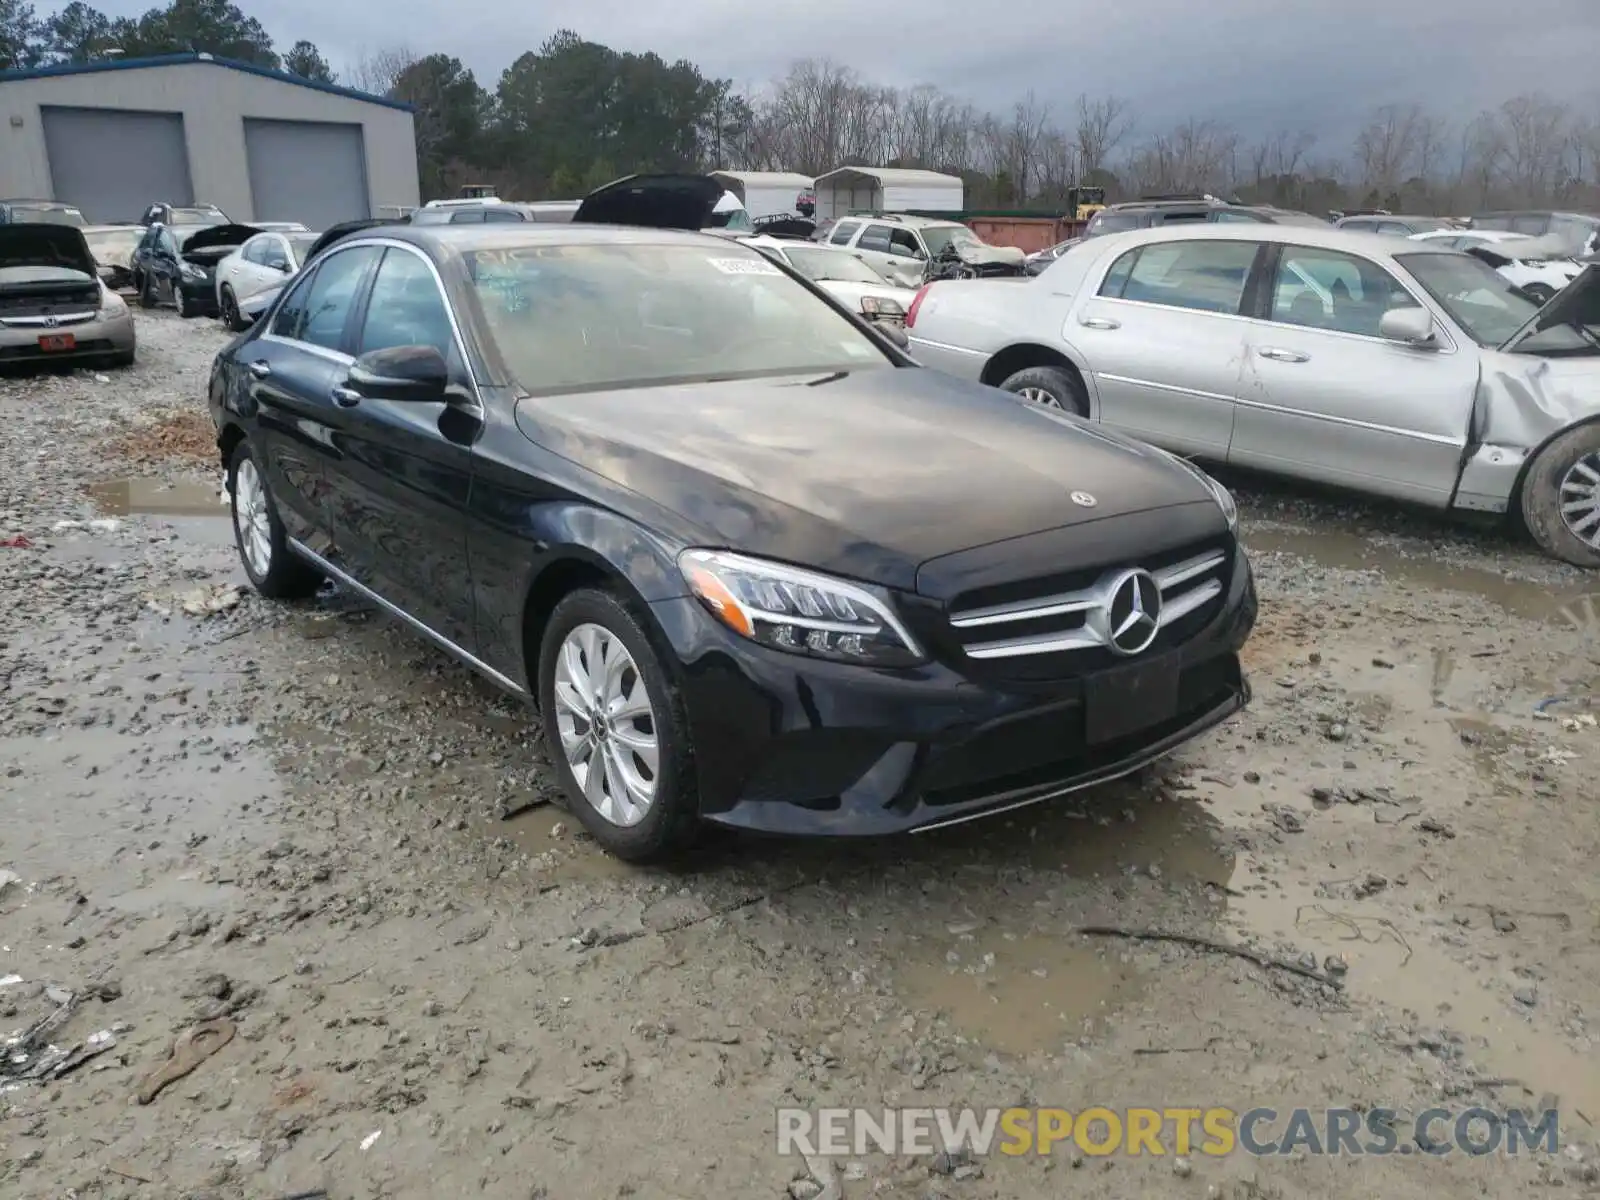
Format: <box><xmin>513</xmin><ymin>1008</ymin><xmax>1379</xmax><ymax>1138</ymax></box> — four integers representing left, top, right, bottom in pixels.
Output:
<box><xmin>1018</xmin><ymin>386</ymin><xmax>1063</xmax><ymax>409</ymax></box>
<box><xmin>1559</xmin><ymin>454</ymin><xmax>1600</xmax><ymax>549</ymax></box>
<box><xmin>234</xmin><ymin>458</ymin><xmax>273</xmax><ymax>577</ymax></box>
<box><xmin>552</xmin><ymin>623</ymin><xmax>659</xmax><ymax>828</ymax></box>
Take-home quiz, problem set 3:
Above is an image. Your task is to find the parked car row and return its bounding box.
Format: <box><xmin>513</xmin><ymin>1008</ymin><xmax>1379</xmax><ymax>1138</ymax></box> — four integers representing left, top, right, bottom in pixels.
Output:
<box><xmin>0</xmin><ymin>221</ymin><xmax>135</xmax><ymax>368</ymax></box>
<box><xmin>206</xmin><ymin>172</ymin><xmax>1257</xmax><ymax>863</ymax></box>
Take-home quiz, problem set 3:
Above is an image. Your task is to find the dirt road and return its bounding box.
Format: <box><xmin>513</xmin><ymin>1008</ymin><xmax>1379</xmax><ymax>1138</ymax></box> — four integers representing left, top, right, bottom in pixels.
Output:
<box><xmin>2</xmin><ymin>313</ymin><xmax>1597</xmax><ymax>1199</ymax></box>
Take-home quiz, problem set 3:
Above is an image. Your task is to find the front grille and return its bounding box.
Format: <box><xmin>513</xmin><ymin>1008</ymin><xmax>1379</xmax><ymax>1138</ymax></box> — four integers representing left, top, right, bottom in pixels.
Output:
<box><xmin>0</xmin><ymin>287</ymin><xmax>99</xmax><ymax>317</ymax></box>
<box><xmin>943</xmin><ymin>539</ymin><xmax>1232</xmax><ymax>678</ymax></box>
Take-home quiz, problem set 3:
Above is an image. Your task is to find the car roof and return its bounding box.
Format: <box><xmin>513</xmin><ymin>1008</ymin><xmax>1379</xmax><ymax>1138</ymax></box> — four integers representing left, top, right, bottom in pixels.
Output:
<box><xmin>1081</xmin><ymin>221</ymin><xmax>1433</xmax><ymax>257</ymax></box>
<box><xmin>332</xmin><ymin>222</ymin><xmax>753</xmax><ymax>254</ymax></box>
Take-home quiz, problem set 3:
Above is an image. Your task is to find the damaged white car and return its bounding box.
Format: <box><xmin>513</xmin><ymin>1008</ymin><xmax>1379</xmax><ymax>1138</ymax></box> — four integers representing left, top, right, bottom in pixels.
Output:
<box><xmin>904</xmin><ymin>224</ymin><xmax>1600</xmax><ymax>566</ymax></box>
<box><xmin>1409</xmin><ymin>228</ymin><xmax>1586</xmax><ymax>303</ymax></box>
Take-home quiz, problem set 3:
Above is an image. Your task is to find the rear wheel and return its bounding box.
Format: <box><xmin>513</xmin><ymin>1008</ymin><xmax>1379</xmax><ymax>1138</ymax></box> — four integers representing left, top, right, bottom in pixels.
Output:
<box><xmin>138</xmin><ymin>273</ymin><xmax>157</xmax><ymax>310</ymax></box>
<box><xmin>1520</xmin><ymin>423</ymin><xmax>1600</xmax><ymax>569</ymax></box>
<box><xmin>537</xmin><ymin>588</ymin><xmax>699</xmax><ymax>862</ymax></box>
<box><xmin>998</xmin><ymin>364</ymin><xmax>1089</xmax><ymax>416</ymax></box>
<box><xmin>228</xmin><ymin>440</ymin><xmax>321</xmax><ymax>599</ymax></box>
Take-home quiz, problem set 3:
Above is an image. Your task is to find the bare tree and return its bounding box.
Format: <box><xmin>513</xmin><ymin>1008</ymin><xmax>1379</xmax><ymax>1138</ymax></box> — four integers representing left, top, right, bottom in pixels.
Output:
<box><xmin>345</xmin><ymin>46</ymin><xmax>418</xmax><ymax>97</ymax></box>
<box><xmin>1492</xmin><ymin>93</ymin><xmax>1572</xmax><ymax>203</ymax></box>
<box><xmin>1354</xmin><ymin>102</ymin><xmax>1428</xmax><ymax>194</ymax></box>
<box><xmin>1073</xmin><ymin>94</ymin><xmax>1133</xmax><ymax>181</ymax></box>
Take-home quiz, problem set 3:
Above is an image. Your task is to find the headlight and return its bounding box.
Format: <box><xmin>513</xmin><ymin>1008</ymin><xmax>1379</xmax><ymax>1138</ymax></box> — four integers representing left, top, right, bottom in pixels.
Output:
<box><xmin>99</xmin><ymin>289</ymin><xmax>127</xmax><ymax>316</ymax></box>
<box><xmin>180</xmin><ymin>263</ymin><xmax>206</xmax><ymax>282</ymax></box>
<box><xmin>860</xmin><ymin>297</ymin><xmax>905</xmax><ymax>318</ymax></box>
<box><xmin>679</xmin><ymin>549</ymin><xmax>925</xmax><ymax>667</ymax></box>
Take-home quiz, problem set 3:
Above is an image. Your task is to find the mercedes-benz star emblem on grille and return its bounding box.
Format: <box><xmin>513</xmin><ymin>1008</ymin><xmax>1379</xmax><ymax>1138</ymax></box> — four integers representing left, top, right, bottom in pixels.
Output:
<box><xmin>1070</xmin><ymin>491</ymin><xmax>1097</xmax><ymax>508</ymax></box>
<box><xmin>43</xmin><ymin>316</ymin><xmax>58</xmax><ymax>327</ymax></box>
<box><xmin>1106</xmin><ymin>569</ymin><xmax>1162</xmax><ymax>655</ymax></box>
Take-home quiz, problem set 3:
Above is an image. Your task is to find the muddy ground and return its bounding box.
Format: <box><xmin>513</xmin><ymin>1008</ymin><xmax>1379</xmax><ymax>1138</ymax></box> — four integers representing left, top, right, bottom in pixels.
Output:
<box><xmin>2</xmin><ymin>312</ymin><xmax>1598</xmax><ymax>1200</ymax></box>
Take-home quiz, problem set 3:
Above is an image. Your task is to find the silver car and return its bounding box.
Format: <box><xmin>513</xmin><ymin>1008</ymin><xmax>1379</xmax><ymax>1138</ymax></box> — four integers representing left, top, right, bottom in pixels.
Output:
<box><xmin>906</xmin><ymin>224</ymin><xmax>1600</xmax><ymax>567</ymax></box>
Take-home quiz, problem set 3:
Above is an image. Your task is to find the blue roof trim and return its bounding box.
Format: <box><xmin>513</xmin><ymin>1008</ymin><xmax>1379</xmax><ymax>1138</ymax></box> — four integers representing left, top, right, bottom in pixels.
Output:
<box><xmin>0</xmin><ymin>52</ymin><xmax>414</xmax><ymax>113</ymax></box>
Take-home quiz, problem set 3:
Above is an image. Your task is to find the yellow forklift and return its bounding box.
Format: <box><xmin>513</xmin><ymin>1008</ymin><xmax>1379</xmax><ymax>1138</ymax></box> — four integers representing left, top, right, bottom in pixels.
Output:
<box><xmin>1069</xmin><ymin>186</ymin><xmax>1106</xmax><ymax>222</ymax></box>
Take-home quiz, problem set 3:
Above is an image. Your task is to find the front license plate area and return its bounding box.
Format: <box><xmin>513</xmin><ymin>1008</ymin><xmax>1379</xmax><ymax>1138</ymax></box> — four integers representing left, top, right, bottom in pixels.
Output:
<box><xmin>38</xmin><ymin>333</ymin><xmax>76</xmax><ymax>352</ymax></box>
<box><xmin>1084</xmin><ymin>653</ymin><xmax>1180</xmax><ymax>745</ymax></box>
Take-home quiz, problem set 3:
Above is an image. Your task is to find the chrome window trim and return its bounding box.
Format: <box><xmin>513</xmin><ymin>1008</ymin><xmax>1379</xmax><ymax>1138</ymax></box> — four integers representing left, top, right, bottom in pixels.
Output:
<box><xmin>260</xmin><ymin>237</ymin><xmax>485</xmax><ymax>413</ymax></box>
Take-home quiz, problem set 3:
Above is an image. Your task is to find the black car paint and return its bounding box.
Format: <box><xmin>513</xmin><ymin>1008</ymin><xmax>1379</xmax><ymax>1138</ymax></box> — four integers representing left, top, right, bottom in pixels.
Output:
<box><xmin>132</xmin><ymin>222</ymin><xmax>260</xmax><ymax>314</ymax></box>
<box><xmin>210</xmin><ymin>223</ymin><xmax>1254</xmax><ymax>836</ymax></box>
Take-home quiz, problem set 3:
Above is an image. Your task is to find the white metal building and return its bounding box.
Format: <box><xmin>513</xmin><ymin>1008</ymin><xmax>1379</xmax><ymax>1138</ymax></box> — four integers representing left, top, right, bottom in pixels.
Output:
<box><xmin>0</xmin><ymin>52</ymin><xmax>420</xmax><ymax>230</ymax></box>
<box><xmin>812</xmin><ymin>168</ymin><xmax>964</xmax><ymax>219</ymax></box>
<box><xmin>708</xmin><ymin>171</ymin><xmax>814</xmax><ymax>220</ymax></box>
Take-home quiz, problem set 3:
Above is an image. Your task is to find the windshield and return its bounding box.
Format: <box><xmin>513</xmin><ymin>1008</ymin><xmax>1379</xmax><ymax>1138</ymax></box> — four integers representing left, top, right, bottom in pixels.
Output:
<box><xmin>1396</xmin><ymin>252</ymin><xmax>1539</xmax><ymax>346</ymax></box>
<box><xmin>171</xmin><ymin>206</ymin><xmax>226</xmax><ymax>223</ymax></box>
<box><xmin>782</xmin><ymin>247</ymin><xmax>889</xmax><ymax>285</ymax></box>
<box><xmin>1085</xmin><ymin>211</ymin><xmax>1142</xmax><ymax>237</ymax></box>
<box><xmin>1503</xmin><ymin>268</ymin><xmax>1600</xmax><ymax>356</ymax></box>
<box><xmin>705</xmin><ymin>208</ymin><xmax>754</xmax><ymax>233</ymax></box>
<box><xmin>465</xmin><ymin>243</ymin><xmax>893</xmax><ymax>395</ymax></box>
<box><xmin>12</xmin><ymin>205</ymin><xmax>86</xmax><ymax>228</ymax></box>
<box><xmin>1405</xmin><ymin>217</ymin><xmax>1453</xmax><ymax>233</ymax></box>
<box><xmin>85</xmin><ymin>229</ymin><xmax>141</xmax><ymax>263</ymax></box>
<box><xmin>920</xmin><ymin>225</ymin><xmax>980</xmax><ymax>256</ymax></box>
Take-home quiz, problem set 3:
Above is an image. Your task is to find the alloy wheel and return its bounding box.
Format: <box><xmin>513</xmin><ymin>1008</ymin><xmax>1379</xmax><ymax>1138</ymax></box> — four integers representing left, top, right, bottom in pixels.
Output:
<box><xmin>1018</xmin><ymin>386</ymin><xmax>1063</xmax><ymax>409</ymax></box>
<box><xmin>1558</xmin><ymin>454</ymin><xmax>1600</xmax><ymax>549</ymax></box>
<box><xmin>234</xmin><ymin>458</ymin><xmax>273</xmax><ymax>578</ymax></box>
<box><xmin>551</xmin><ymin>623</ymin><xmax>659</xmax><ymax>828</ymax></box>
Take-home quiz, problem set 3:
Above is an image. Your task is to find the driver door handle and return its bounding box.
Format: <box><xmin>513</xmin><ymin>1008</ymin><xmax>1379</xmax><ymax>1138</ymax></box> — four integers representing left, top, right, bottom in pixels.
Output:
<box><xmin>1080</xmin><ymin>316</ymin><xmax>1120</xmax><ymax>330</ymax></box>
<box><xmin>331</xmin><ymin>385</ymin><xmax>363</xmax><ymax>408</ymax></box>
<box><xmin>247</xmin><ymin>360</ymin><xmax>271</xmax><ymax>379</ymax></box>
<box><xmin>1258</xmin><ymin>347</ymin><xmax>1310</xmax><ymax>363</ymax></box>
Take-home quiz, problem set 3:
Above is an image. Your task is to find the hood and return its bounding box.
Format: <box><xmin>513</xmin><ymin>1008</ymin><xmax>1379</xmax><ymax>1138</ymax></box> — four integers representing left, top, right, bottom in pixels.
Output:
<box><xmin>513</xmin><ymin>368</ymin><xmax>1215</xmax><ymax>591</ymax></box>
<box><xmin>179</xmin><ymin>223</ymin><xmax>262</xmax><ymax>254</ymax></box>
<box><xmin>1500</xmin><ymin>263</ymin><xmax>1600</xmax><ymax>353</ymax></box>
<box><xmin>572</xmin><ymin>174</ymin><xmax>731</xmax><ymax>231</ymax></box>
<box><xmin>0</xmin><ymin>223</ymin><xmax>96</xmax><ymax>276</ymax></box>
<box><xmin>951</xmin><ymin>241</ymin><xmax>1027</xmax><ymax>267</ymax></box>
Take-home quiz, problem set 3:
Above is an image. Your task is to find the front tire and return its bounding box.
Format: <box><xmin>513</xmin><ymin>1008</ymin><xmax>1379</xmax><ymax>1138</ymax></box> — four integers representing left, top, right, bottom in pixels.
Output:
<box><xmin>176</xmin><ymin>287</ymin><xmax>195</xmax><ymax>319</ymax></box>
<box><xmin>537</xmin><ymin>588</ymin><xmax>699</xmax><ymax>862</ymax></box>
<box><xmin>220</xmin><ymin>286</ymin><xmax>247</xmax><ymax>332</ymax></box>
<box><xmin>998</xmin><ymin>364</ymin><xmax>1089</xmax><ymax>416</ymax></box>
<box><xmin>228</xmin><ymin>440</ymin><xmax>321</xmax><ymax>599</ymax></box>
<box><xmin>1521</xmin><ymin>423</ymin><xmax>1600</xmax><ymax>568</ymax></box>
<box><xmin>138</xmin><ymin>273</ymin><xmax>157</xmax><ymax>310</ymax></box>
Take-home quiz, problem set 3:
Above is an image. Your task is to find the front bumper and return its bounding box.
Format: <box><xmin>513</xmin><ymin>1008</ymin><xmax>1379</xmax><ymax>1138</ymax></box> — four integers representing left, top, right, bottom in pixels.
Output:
<box><xmin>179</xmin><ymin>276</ymin><xmax>220</xmax><ymax>314</ymax></box>
<box><xmin>0</xmin><ymin>310</ymin><xmax>135</xmax><ymax>364</ymax></box>
<box><xmin>650</xmin><ymin>549</ymin><xmax>1257</xmax><ymax>836</ymax></box>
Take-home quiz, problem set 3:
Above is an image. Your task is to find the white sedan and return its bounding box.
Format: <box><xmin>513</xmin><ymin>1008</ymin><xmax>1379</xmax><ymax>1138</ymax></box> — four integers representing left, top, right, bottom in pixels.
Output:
<box><xmin>740</xmin><ymin>236</ymin><xmax>918</xmax><ymax>323</ymax></box>
<box><xmin>213</xmin><ymin>229</ymin><xmax>321</xmax><ymax>330</ymax></box>
<box><xmin>1410</xmin><ymin>228</ymin><xmax>1584</xmax><ymax>303</ymax></box>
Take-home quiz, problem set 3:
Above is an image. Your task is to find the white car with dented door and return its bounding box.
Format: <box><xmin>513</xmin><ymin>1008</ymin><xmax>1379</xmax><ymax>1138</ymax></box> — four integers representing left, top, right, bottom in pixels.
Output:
<box><xmin>213</xmin><ymin>229</ymin><xmax>321</xmax><ymax>331</ymax></box>
<box><xmin>905</xmin><ymin>223</ymin><xmax>1600</xmax><ymax>567</ymax></box>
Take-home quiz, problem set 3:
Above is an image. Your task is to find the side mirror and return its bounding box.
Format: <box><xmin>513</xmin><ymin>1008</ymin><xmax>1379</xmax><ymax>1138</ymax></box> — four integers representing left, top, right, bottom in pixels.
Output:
<box><xmin>873</xmin><ymin>320</ymin><xmax>910</xmax><ymax>350</ymax></box>
<box><xmin>1378</xmin><ymin>306</ymin><xmax>1436</xmax><ymax>346</ymax></box>
<box><xmin>347</xmin><ymin>345</ymin><xmax>450</xmax><ymax>402</ymax></box>
<box><xmin>268</xmin><ymin>258</ymin><xmax>291</xmax><ymax>273</ymax></box>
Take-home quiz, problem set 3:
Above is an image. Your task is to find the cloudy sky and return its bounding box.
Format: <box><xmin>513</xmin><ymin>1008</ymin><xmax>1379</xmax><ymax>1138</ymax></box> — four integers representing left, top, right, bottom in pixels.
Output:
<box><xmin>88</xmin><ymin>0</ymin><xmax>1599</xmax><ymax>148</ymax></box>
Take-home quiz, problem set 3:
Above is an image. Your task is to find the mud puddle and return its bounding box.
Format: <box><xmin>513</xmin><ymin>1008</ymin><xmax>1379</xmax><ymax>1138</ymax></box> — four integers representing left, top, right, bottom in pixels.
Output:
<box><xmin>898</xmin><ymin>930</ymin><xmax>1144</xmax><ymax>1054</ymax></box>
<box><xmin>1245</xmin><ymin>524</ymin><xmax>1596</xmax><ymax>628</ymax></box>
<box><xmin>88</xmin><ymin>477</ymin><xmax>226</xmax><ymax>517</ymax></box>
<box><xmin>1227</xmin><ymin>867</ymin><xmax>1600</xmax><ymax>1119</ymax></box>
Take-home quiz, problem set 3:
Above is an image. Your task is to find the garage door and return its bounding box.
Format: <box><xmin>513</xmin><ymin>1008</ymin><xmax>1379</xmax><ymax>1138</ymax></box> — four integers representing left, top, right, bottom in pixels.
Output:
<box><xmin>41</xmin><ymin>107</ymin><xmax>193</xmax><ymax>224</ymax></box>
<box><xmin>245</xmin><ymin>119</ymin><xmax>370</xmax><ymax>232</ymax></box>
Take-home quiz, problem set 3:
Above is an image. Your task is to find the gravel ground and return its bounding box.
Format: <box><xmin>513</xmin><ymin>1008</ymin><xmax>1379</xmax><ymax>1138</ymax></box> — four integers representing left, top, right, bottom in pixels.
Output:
<box><xmin>2</xmin><ymin>312</ymin><xmax>1598</xmax><ymax>1199</ymax></box>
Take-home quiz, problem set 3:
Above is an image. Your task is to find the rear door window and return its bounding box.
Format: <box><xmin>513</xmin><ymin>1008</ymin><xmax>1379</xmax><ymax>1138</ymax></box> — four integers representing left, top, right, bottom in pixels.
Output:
<box><xmin>855</xmin><ymin>224</ymin><xmax>894</xmax><ymax>253</ymax></box>
<box><xmin>1108</xmin><ymin>240</ymin><xmax>1261</xmax><ymax>314</ymax></box>
<box><xmin>271</xmin><ymin>245</ymin><xmax>381</xmax><ymax>350</ymax></box>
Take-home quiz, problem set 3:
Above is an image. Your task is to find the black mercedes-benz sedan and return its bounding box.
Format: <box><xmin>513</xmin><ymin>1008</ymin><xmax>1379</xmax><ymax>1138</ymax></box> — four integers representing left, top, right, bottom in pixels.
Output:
<box><xmin>206</xmin><ymin>218</ymin><xmax>1256</xmax><ymax>861</ymax></box>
